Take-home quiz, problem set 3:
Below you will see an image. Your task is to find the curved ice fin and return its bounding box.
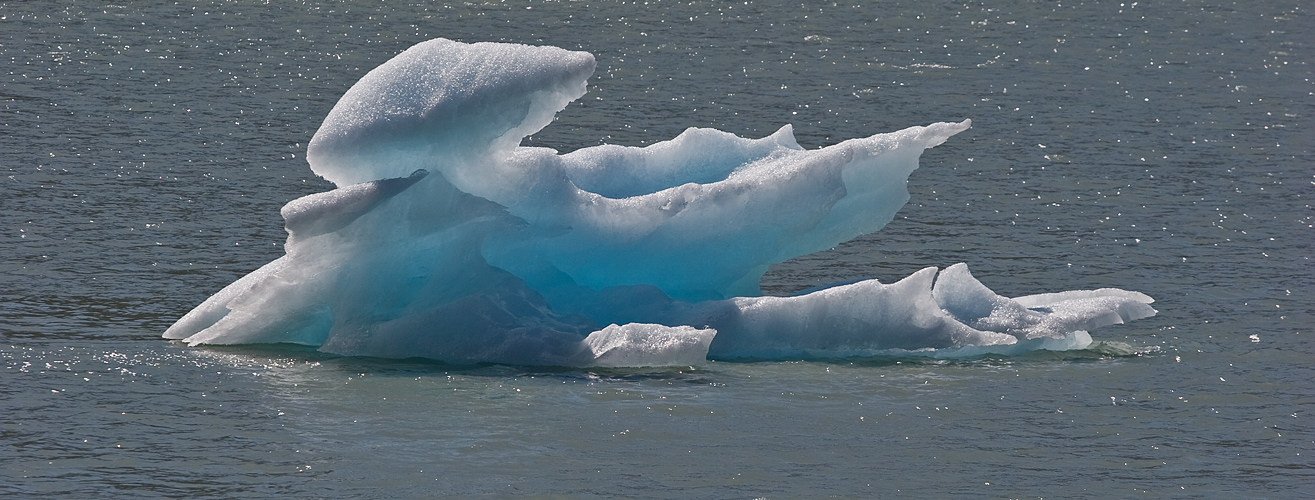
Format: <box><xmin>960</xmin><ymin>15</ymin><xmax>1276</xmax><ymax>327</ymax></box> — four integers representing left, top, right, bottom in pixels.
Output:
<box><xmin>1012</xmin><ymin>289</ymin><xmax>1157</xmax><ymax>335</ymax></box>
<box><xmin>932</xmin><ymin>262</ymin><xmax>1043</xmax><ymax>335</ymax></box>
<box><xmin>696</xmin><ymin>267</ymin><xmax>1016</xmax><ymax>359</ymax></box>
<box><xmin>558</xmin><ymin>123</ymin><xmax>803</xmax><ymax>199</ymax></box>
<box><xmin>163</xmin><ymin>257</ymin><xmax>289</xmax><ymax>340</ymax></box>
<box><xmin>306</xmin><ymin>38</ymin><xmax>596</xmax><ymax>195</ymax></box>
<box><xmin>282</xmin><ymin>169</ymin><xmax>429</xmax><ymax>238</ymax></box>
<box><xmin>933</xmin><ymin>263</ymin><xmax>1156</xmax><ymax>341</ymax></box>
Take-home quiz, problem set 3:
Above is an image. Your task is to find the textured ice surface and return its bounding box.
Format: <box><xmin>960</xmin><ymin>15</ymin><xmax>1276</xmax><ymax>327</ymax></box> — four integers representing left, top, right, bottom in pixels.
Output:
<box><xmin>164</xmin><ymin>38</ymin><xmax>1156</xmax><ymax>366</ymax></box>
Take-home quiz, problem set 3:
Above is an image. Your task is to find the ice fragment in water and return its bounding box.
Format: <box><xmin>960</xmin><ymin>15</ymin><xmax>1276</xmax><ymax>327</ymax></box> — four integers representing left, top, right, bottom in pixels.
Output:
<box><xmin>164</xmin><ymin>38</ymin><xmax>1155</xmax><ymax>366</ymax></box>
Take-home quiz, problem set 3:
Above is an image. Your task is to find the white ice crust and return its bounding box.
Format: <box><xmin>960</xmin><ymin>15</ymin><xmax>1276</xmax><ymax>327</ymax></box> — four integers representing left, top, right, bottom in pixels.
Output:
<box><xmin>164</xmin><ymin>39</ymin><xmax>1156</xmax><ymax>366</ymax></box>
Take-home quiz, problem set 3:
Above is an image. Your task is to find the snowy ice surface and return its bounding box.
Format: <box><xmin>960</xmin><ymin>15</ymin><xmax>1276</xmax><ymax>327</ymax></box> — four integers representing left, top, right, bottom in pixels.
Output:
<box><xmin>164</xmin><ymin>38</ymin><xmax>1156</xmax><ymax>366</ymax></box>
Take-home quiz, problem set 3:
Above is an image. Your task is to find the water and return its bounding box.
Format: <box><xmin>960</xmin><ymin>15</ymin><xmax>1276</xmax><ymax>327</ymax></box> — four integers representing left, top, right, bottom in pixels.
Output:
<box><xmin>2</xmin><ymin>1</ymin><xmax>1311</xmax><ymax>498</ymax></box>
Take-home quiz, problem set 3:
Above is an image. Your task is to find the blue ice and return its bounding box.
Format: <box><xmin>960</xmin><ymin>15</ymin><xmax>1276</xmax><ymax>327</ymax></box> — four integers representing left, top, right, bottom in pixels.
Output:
<box><xmin>164</xmin><ymin>39</ymin><xmax>1156</xmax><ymax>366</ymax></box>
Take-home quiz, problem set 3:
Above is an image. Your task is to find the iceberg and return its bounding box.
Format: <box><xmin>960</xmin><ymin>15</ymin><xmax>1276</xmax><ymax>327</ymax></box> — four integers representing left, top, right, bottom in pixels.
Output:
<box><xmin>164</xmin><ymin>38</ymin><xmax>1156</xmax><ymax>366</ymax></box>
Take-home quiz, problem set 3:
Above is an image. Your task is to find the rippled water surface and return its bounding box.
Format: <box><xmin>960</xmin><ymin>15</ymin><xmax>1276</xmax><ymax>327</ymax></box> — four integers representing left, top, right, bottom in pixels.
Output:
<box><xmin>3</xmin><ymin>1</ymin><xmax>1311</xmax><ymax>498</ymax></box>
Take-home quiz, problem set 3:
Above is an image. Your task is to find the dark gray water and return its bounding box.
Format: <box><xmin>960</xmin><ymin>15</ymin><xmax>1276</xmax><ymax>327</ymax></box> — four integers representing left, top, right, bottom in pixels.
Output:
<box><xmin>3</xmin><ymin>1</ymin><xmax>1311</xmax><ymax>498</ymax></box>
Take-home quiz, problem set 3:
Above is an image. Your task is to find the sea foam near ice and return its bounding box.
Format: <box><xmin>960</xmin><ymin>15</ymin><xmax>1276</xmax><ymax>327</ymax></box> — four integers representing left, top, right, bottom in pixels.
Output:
<box><xmin>164</xmin><ymin>38</ymin><xmax>1156</xmax><ymax>366</ymax></box>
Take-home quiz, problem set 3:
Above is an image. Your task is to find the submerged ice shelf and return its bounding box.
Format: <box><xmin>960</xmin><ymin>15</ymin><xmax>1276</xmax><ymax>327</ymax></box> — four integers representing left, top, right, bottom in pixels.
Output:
<box><xmin>164</xmin><ymin>38</ymin><xmax>1156</xmax><ymax>366</ymax></box>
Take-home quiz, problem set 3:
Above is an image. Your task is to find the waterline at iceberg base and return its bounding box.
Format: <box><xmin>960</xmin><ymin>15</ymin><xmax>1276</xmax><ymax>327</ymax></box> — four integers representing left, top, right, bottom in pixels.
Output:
<box><xmin>163</xmin><ymin>38</ymin><xmax>1155</xmax><ymax>366</ymax></box>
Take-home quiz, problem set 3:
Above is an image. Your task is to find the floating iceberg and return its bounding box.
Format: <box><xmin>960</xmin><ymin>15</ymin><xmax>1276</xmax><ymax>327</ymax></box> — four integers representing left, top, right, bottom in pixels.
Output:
<box><xmin>164</xmin><ymin>39</ymin><xmax>1156</xmax><ymax>366</ymax></box>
